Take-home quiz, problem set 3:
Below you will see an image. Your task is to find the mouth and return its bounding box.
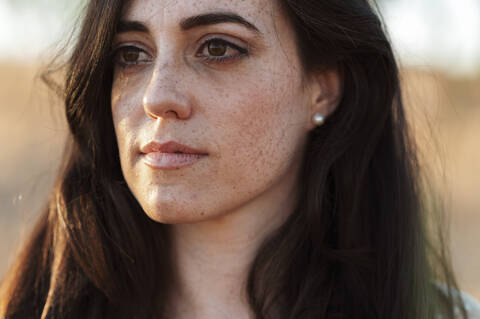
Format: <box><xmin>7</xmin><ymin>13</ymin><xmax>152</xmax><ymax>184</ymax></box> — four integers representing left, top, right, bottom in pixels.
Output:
<box><xmin>141</xmin><ymin>140</ymin><xmax>208</xmax><ymax>155</ymax></box>
<box><xmin>140</xmin><ymin>141</ymin><xmax>208</xmax><ymax>170</ymax></box>
<box><xmin>142</xmin><ymin>152</ymin><xmax>207</xmax><ymax>170</ymax></box>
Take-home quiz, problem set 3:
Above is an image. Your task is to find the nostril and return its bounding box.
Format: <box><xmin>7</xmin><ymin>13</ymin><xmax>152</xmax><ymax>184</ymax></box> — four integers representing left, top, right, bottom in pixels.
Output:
<box><xmin>164</xmin><ymin>110</ymin><xmax>178</xmax><ymax>118</ymax></box>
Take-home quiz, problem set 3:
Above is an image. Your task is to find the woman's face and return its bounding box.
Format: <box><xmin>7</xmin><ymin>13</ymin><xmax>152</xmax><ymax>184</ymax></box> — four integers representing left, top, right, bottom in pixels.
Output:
<box><xmin>111</xmin><ymin>0</ymin><xmax>317</xmax><ymax>223</ymax></box>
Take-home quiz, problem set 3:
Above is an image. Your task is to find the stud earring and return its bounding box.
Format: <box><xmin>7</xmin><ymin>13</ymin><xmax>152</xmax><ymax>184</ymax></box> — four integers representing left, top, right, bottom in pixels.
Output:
<box><xmin>312</xmin><ymin>113</ymin><xmax>325</xmax><ymax>126</ymax></box>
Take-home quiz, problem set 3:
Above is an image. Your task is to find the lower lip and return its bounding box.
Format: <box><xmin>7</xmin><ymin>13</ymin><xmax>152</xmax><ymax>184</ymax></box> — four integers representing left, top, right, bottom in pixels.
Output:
<box><xmin>142</xmin><ymin>152</ymin><xmax>207</xmax><ymax>169</ymax></box>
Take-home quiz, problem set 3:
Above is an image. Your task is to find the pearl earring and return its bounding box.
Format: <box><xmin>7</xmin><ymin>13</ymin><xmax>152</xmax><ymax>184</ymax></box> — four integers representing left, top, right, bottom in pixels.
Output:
<box><xmin>312</xmin><ymin>113</ymin><xmax>325</xmax><ymax>126</ymax></box>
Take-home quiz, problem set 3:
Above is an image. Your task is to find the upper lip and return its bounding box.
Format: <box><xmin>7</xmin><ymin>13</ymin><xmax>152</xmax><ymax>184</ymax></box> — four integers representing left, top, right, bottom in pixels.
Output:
<box><xmin>141</xmin><ymin>141</ymin><xmax>208</xmax><ymax>155</ymax></box>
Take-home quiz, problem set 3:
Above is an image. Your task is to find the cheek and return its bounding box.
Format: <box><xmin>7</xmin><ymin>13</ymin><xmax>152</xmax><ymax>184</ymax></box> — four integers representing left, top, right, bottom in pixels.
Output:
<box><xmin>111</xmin><ymin>71</ymin><xmax>146</xmax><ymax>124</ymax></box>
<box><xmin>209</xmin><ymin>73</ymin><xmax>307</xmax><ymax>191</ymax></box>
<box><xmin>111</xmin><ymin>73</ymin><xmax>147</xmax><ymax>158</ymax></box>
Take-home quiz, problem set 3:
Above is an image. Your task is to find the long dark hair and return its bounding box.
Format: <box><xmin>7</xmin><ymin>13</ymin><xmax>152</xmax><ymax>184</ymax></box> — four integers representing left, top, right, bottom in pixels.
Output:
<box><xmin>0</xmin><ymin>0</ymin><xmax>468</xmax><ymax>318</ymax></box>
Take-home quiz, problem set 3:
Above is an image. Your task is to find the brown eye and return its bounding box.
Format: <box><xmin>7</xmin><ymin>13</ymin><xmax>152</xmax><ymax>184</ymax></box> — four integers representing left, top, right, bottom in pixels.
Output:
<box><xmin>207</xmin><ymin>41</ymin><xmax>228</xmax><ymax>57</ymax></box>
<box><xmin>113</xmin><ymin>45</ymin><xmax>151</xmax><ymax>67</ymax></box>
<box><xmin>196</xmin><ymin>38</ymin><xmax>249</xmax><ymax>65</ymax></box>
<box><xmin>122</xmin><ymin>48</ymin><xmax>140</xmax><ymax>63</ymax></box>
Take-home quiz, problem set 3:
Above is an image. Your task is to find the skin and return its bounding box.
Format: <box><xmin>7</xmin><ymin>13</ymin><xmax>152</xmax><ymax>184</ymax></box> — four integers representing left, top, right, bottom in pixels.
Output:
<box><xmin>110</xmin><ymin>0</ymin><xmax>341</xmax><ymax>317</ymax></box>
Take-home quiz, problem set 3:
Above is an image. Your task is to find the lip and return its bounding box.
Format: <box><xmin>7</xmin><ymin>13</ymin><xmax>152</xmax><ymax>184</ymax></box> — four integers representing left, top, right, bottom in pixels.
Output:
<box><xmin>140</xmin><ymin>141</ymin><xmax>208</xmax><ymax>170</ymax></box>
<box><xmin>141</xmin><ymin>141</ymin><xmax>208</xmax><ymax>155</ymax></box>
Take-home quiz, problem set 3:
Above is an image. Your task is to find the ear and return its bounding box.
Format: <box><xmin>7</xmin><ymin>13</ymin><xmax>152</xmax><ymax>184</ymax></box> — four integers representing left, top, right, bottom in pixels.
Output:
<box><xmin>305</xmin><ymin>67</ymin><xmax>343</xmax><ymax>131</ymax></box>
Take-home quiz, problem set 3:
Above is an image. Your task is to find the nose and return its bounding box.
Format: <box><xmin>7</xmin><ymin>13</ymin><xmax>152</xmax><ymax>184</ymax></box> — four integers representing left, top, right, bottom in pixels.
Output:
<box><xmin>142</xmin><ymin>62</ymin><xmax>192</xmax><ymax>121</ymax></box>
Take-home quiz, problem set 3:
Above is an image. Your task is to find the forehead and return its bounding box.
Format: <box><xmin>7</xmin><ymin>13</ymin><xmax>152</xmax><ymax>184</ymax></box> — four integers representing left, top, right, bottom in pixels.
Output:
<box><xmin>122</xmin><ymin>0</ymin><xmax>278</xmax><ymax>31</ymax></box>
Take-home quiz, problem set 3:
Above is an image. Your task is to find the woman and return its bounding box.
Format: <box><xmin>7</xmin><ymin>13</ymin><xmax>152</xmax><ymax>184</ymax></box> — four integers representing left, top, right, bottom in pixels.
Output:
<box><xmin>1</xmin><ymin>0</ymin><xmax>478</xmax><ymax>318</ymax></box>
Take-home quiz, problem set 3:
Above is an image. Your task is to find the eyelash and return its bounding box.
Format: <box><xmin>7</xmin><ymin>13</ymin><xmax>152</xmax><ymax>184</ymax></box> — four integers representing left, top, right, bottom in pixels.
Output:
<box><xmin>112</xmin><ymin>37</ymin><xmax>249</xmax><ymax>68</ymax></box>
<box><xmin>197</xmin><ymin>37</ymin><xmax>249</xmax><ymax>64</ymax></box>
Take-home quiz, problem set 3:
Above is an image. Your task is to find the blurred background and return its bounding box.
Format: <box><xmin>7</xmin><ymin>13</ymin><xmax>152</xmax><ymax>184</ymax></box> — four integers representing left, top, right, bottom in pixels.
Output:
<box><xmin>0</xmin><ymin>0</ymin><xmax>479</xmax><ymax>299</ymax></box>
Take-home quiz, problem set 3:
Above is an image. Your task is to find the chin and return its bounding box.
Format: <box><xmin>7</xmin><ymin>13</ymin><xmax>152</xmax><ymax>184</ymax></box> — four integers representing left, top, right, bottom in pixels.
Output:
<box><xmin>145</xmin><ymin>212</ymin><xmax>207</xmax><ymax>225</ymax></box>
<box><xmin>141</xmin><ymin>201</ymin><xmax>213</xmax><ymax>225</ymax></box>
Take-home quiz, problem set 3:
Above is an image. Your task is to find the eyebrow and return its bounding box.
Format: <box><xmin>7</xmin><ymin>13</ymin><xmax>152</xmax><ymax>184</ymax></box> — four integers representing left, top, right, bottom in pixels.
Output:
<box><xmin>117</xmin><ymin>12</ymin><xmax>262</xmax><ymax>35</ymax></box>
<box><xmin>180</xmin><ymin>12</ymin><xmax>261</xmax><ymax>34</ymax></box>
<box><xmin>117</xmin><ymin>20</ymin><xmax>149</xmax><ymax>33</ymax></box>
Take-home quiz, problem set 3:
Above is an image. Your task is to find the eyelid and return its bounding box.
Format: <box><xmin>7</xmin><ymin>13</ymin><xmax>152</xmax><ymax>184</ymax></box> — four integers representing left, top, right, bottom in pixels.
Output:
<box><xmin>111</xmin><ymin>44</ymin><xmax>154</xmax><ymax>68</ymax></box>
<box><xmin>197</xmin><ymin>33</ymin><xmax>248</xmax><ymax>50</ymax></box>
<box><xmin>112</xmin><ymin>41</ymin><xmax>153</xmax><ymax>57</ymax></box>
<box><xmin>195</xmin><ymin>34</ymin><xmax>250</xmax><ymax>61</ymax></box>
<box><xmin>197</xmin><ymin>38</ymin><xmax>247</xmax><ymax>56</ymax></box>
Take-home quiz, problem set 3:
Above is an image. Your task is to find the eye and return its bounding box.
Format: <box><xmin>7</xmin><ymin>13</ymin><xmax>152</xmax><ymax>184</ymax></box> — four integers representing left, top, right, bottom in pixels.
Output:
<box><xmin>207</xmin><ymin>41</ymin><xmax>228</xmax><ymax>56</ymax></box>
<box><xmin>196</xmin><ymin>38</ymin><xmax>249</xmax><ymax>64</ymax></box>
<box><xmin>113</xmin><ymin>45</ymin><xmax>152</xmax><ymax>67</ymax></box>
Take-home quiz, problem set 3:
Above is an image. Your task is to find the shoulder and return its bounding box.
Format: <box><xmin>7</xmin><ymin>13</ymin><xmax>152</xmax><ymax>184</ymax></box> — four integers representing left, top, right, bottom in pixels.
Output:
<box><xmin>435</xmin><ymin>283</ymin><xmax>480</xmax><ymax>319</ymax></box>
<box><xmin>456</xmin><ymin>290</ymin><xmax>480</xmax><ymax>319</ymax></box>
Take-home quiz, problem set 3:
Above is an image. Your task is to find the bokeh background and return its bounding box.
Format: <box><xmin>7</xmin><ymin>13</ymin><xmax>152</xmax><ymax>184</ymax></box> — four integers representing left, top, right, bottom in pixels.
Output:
<box><xmin>1</xmin><ymin>0</ymin><xmax>479</xmax><ymax>299</ymax></box>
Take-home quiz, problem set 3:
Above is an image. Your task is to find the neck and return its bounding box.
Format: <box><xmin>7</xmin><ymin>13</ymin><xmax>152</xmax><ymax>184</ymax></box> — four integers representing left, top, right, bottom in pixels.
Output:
<box><xmin>166</xmin><ymin>172</ymin><xmax>300</xmax><ymax>319</ymax></box>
